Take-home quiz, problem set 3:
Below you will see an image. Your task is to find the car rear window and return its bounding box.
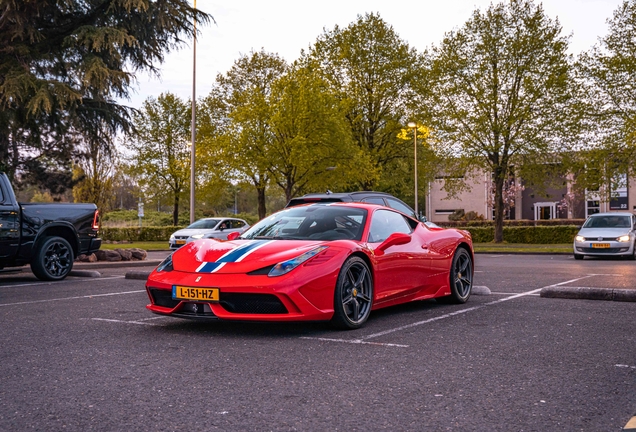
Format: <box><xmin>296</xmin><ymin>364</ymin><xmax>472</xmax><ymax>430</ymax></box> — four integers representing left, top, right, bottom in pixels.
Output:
<box><xmin>287</xmin><ymin>197</ymin><xmax>345</xmax><ymax>206</ymax></box>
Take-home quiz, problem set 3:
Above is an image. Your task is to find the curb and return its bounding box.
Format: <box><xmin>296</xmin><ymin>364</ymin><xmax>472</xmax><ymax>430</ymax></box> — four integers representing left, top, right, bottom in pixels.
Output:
<box><xmin>125</xmin><ymin>271</ymin><xmax>151</xmax><ymax>280</ymax></box>
<box><xmin>540</xmin><ymin>287</ymin><xmax>636</xmax><ymax>302</ymax></box>
<box><xmin>69</xmin><ymin>269</ymin><xmax>101</xmax><ymax>278</ymax></box>
<box><xmin>73</xmin><ymin>260</ymin><xmax>162</xmax><ymax>270</ymax></box>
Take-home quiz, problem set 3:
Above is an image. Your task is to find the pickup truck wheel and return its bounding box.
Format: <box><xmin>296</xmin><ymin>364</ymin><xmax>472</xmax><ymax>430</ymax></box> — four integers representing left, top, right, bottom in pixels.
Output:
<box><xmin>30</xmin><ymin>236</ymin><xmax>74</xmax><ymax>281</ymax></box>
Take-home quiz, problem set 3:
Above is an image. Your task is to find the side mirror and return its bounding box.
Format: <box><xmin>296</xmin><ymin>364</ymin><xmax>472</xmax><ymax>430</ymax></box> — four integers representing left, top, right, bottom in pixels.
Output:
<box><xmin>419</xmin><ymin>215</ymin><xmax>427</xmax><ymax>223</ymax></box>
<box><xmin>377</xmin><ymin>232</ymin><xmax>411</xmax><ymax>253</ymax></box>
<box><xmin>226</xmin><ymin>231</ymin><xmax>240</xmax><ymax>241</ymax></box>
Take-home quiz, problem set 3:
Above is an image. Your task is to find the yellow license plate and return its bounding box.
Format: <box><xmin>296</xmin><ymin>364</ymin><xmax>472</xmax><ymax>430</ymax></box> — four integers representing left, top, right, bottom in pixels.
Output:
<box><xmin>175</xmin><ymin>240</ymin><xmax>186</xmax><ymax>245</ymax></box>
<box><xmin>591</xmin><ymin>243</ymin><xmax>610</xmax><ymax>249</ymax></box>
<box><xmin>173</xmin><ymin>286</ymin><xmax>219</xmax><ymax>301</ymax></box>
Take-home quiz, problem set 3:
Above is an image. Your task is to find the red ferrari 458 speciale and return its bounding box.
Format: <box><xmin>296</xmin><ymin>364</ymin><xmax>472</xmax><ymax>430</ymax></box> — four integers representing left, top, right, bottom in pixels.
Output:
<box><xmin>145</xmin><ymin>203</ymin><xmax>474</xmax><ymax>329</ymax></box>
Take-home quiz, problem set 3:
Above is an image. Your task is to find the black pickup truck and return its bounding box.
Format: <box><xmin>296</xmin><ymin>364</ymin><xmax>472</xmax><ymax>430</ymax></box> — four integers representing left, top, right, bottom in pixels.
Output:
<box><xmin>0</xmin><ymin>173</ymin><xmax>102</xmax><ymax>280</ymax></box>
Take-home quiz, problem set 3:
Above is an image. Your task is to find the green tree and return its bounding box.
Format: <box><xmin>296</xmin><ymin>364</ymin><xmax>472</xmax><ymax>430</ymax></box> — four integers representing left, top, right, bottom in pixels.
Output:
<box><xmin>267</xmin><ymin>63</ymin><xmax>362</xmax><ymax>201</ymax></box>
<box><xmin>125</xmin><ymin>93</ymin><xmax>191</xmax><ymax>225</ymax></box>
<box><xmin>423</xmin><ymin>0</ymin><xmax>579</xmax><ymax>242</ymax></box>
<box><xmin>0</xmin><ymin>0</ymin><xmax>211</xmax><ymax>190</ymax></box>
<box><xmin>203</xmin><ymin>51</ymin><xmax>288</xmax><ymax>219</ymax></box>
<box><xmin>574</xmin><ymin>0</ymin><xmax>636</xmax><ymax>198</ymax></box>
<box><xmin>72</xmin><ymin>131</ymin><xmax>118</xmax><ymax>212</ymax></box>
<box><xmin>305</xmin><ymin>13</ymin><xmax>422</xmax><ymax>192</ymax></box>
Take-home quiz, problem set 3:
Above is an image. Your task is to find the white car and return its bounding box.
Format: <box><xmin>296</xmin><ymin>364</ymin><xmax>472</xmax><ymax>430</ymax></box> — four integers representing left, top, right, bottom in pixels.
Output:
<box><xmin>169</xmin><ymin>218</ymin><xmax>250</xmax><ymax>250</ymax></box>
<box><xmin>573</xmin><ymin>212</ymin><xmax>636</xmax><ymax>260</ymax></box>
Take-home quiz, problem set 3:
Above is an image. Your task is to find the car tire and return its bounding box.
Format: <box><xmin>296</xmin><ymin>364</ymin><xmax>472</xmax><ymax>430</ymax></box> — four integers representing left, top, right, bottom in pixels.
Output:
<box><xmin>573</xmin><ymin>253</ymin><xmax>584</xmax><ymax>260</ymax></box>
<box><xmin>629</xmin><ymin>243</ymin><xmax>636</xmax><ymax>261</ymax></box>
<box><xmin>444</xmin><ymin>247</ymin><xmax>473</xmax><ymax>304</ymax></box>
<box><xmin>30</xmin><ymin>236</ymin><xmax>74</xmax><ymax>281</ymax></box>
<box><xmin>331</xmin><ymin>256</ymin><xmax>373</xmax><ymax>330</ymax></box>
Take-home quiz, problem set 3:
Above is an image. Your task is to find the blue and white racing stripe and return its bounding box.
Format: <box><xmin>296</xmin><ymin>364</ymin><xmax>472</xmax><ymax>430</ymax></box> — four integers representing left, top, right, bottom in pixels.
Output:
<box><xmin>195</xmin><ymin>240</ymin><xmax>273</xmax><ymax>273</ymax></box>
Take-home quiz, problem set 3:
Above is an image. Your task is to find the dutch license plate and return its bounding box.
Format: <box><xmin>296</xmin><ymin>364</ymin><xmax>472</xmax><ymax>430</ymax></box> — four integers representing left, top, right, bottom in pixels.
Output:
<box><xmin>173</xmin><ymin>286</ymin><xmax>220</xmax><ymax>301</ymax></box>
<box><xmin>176</xmin><ymin>240</ymin><xmax>186</xmax><ymax>245</ymax></box>
<box><xmin>591</xmin><ymin>243</ymin><xmax>610</xmax><ymax>249</ymax></box>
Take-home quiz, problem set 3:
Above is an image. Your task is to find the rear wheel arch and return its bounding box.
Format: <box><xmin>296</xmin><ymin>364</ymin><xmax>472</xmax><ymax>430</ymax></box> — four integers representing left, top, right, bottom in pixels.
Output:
<box><xmin>33</xmin><ymin>225</ymin><xmax>79</xmax><ymax>258</ymax></box>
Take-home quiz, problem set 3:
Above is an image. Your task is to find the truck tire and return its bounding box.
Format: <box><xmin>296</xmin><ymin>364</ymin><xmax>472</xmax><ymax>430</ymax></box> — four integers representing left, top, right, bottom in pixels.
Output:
<box><xmin>30</xmin><ymin>236</ymin><xmax>74</xmax><ymax>281</ymax></box>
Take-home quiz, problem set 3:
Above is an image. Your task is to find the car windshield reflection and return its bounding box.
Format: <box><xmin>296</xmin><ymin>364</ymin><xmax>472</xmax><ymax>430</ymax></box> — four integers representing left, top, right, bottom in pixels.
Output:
<box><xmin>583</xmin><ymin>215</ymin><xmax>631</xmax><ymax>229</ymax></box>
<box><xmin>242</xmin><ymin>205</ymin><xmax>367</xmax><ymax>241</ymax></box>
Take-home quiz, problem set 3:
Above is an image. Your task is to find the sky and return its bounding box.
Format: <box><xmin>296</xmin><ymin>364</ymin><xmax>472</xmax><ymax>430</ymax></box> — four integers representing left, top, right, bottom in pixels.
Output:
<box><xmin>123</xmin><ymin>0</ymin><xmax>625</xmax><ymax>109</ymax></box>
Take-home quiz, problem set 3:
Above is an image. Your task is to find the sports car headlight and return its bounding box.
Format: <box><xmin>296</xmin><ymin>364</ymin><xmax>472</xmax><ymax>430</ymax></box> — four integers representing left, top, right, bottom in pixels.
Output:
<box><xmin>169</xmin><ymin>234</ymin><xmax>175</xmax><ymax>241</ymax></box>
<box><xmin>617</xmin><ymin>235</ymin><xmax>631</xmax><ymax>242</ymax></box>
<box><xmin>190</xmin><ymin>234</ymin><xmax>204</xmax><ymax>239</ymax></box>
<box><xmin>268</xmin><ymin>246</ymin><xmax>328</xmax><ymax>277</ymax></box>
<box><xmin>575</xmin><ymin>235</ymin><xmax>585</xmax><ymax>242</ymax></box>
<box><xmin>156</xmin><ymin>254</ymin><xmax>173</xmax><ymax>272</ymax></box>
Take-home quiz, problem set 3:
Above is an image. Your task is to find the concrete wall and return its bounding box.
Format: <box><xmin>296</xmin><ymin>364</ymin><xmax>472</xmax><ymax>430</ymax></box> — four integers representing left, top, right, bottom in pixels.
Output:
<box><xmin>427</xmin><ymin>170</ymin><xmax>491</xmax><ymax>223</ymax></box>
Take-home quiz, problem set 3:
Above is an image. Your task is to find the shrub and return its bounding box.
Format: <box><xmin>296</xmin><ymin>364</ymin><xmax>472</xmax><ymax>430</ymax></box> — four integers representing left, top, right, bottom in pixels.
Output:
<box><xmin>460</xmin><ymin>225</ymin><xmax>579</xmax><ymax>244</ymax></box>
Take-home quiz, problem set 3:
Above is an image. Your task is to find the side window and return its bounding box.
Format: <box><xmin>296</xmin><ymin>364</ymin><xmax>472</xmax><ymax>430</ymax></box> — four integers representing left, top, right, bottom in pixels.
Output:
<box><xmin>361</xmin><ymin>197</ymin><xmax>385</xmax><ymax>205</ymax></box>
<box><xmin>368</xmin><ymin>209</ymin><xmax>412</xmax><ymax>243</ymax></box>
<box><xmin>232</xmin><ymin>220</ymin><xmax>245</xmax><ymax>229</ymax></box>
<box><xmin>386</xmin><ymin>198</ymin><xmax>417</xmax><ymax>219</ymax></box>
<box><xmin>0</xmin><ymin>186</ymin><xmax>4</xmax><ymax>202</ymax></box>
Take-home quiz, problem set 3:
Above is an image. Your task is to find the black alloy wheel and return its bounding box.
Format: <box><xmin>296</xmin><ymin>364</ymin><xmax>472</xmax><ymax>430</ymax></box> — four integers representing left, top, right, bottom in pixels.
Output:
<box><xmin>447</xmin><ymin>248</ymin><xmax>473</xmax><ymax>304</ymax></box>
<box><xmin>30</xmin><ymin>236</ymin><xmax>74</xmax><ymax>281</ymax></box>
<box><xmin>331</xmin><ymin>257</ymin><xmax>373</xmax><ymax>330</ymax></box>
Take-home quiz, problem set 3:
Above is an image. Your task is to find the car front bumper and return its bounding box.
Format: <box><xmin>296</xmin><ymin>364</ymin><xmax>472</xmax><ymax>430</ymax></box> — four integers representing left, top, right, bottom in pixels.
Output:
<box><xmin>573</xmin><ymin>240</ymin><xmax>635</xmax><ymax>257</ymax></box>
<box><xmin>144</xmin><ymin>264</ymin><xmax>341</xmax><ymax>322</ymax></box>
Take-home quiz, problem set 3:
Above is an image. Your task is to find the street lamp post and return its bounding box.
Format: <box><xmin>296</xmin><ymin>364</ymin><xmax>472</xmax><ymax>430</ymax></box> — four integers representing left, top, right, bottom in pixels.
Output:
<box><xmin>189</xmin><ymin>0</ymin><xmax>197</xmax><ymax>224</ymax></box>
<box><xmin>408</xmin><ymin>122</ymin><xmax>418</xmax><ymax>217</ymax></box>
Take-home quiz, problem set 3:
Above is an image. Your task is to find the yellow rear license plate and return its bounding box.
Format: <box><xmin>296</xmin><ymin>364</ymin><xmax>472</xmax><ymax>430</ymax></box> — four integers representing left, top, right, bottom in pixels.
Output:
<box><xmin>591</xmin><ymin>243</ymin><xmax>610</xmax><ymax>249</ymax></box>
<box><xmin>173</xmin><ymin>286</ymin><xmax>219</xmax><ymax>301</ymax></box>
<box><xmin>176</xmin><ymin>240</ymin><xmax>186</xmax><ymax>245</ymax></box>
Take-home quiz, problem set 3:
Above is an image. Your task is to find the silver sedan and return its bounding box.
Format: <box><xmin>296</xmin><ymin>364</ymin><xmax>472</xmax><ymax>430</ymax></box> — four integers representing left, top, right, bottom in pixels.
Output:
<box><xmin>169</xmin><ymin>218</ymin><xmax>250</xmax><ymax>250</ymax></box>
<box><xmin>573</xmin><ymin>212</ymin><xmax>636</xmax><ymax>260</ymax></box>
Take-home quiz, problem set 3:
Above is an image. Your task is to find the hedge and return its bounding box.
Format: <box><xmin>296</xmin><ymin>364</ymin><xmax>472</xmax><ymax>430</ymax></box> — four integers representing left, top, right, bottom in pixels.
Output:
<box><xmin>102</xmin><ymin>224</ymin><xmax>580</xmax><ymax>244</ymax></box>
<box><xmin>460</xmin><ymin>225</ymin><xmax>579</xmax><ymax>244</ymax></box>
<box><xmin>440</xmin><ymin>219</ymin><xmax>585</xmax><ymax>228</ymax></box>
<box><xmin>101</xmin><ymin>226</ymin><xmax>186</xmax><ymax>242</ymax></box>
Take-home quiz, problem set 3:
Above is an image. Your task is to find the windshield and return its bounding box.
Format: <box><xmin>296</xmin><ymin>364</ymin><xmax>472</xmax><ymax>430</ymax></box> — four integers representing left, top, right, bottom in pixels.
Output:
<box><xmin>242</xmin><ymin>205</ymin><xmax>367</xmax><ymax>241</ymax></box>
<box><xmin>582</xmin><ymin>215</ymin><xmax>631</xmax><ymax>229</ymax></box>
<box><xmin>187</xmin><ymin>219</ymin><xmax>220</xmax><ymax>229</ymax></box>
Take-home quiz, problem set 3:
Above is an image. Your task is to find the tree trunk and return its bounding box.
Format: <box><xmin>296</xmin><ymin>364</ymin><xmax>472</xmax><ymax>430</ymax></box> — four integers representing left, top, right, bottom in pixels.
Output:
<box><xmin>494</xmin><ymin>169</ymin><xmax>505</xmax><ymax>243</ymax></box>
<box><xmin>257</xmin><ymin>186</ymin><xmax>266</xmax><ymax>220</ymax></box>
<box><xmin>173</xmin><ymin>194</ymin><xmax>180</xmax><ymax>226</ymax></box>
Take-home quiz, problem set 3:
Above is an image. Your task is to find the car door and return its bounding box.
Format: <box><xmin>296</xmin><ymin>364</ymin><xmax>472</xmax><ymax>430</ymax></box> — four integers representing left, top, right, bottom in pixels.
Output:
<box><xmin>0</xmin><ymin>181</ymin><xmax>19</xmax><ymax>259</ymax></box>
<box><xmin>207</xmin><ymin>220</ymin><xmax>227</xmax><ymax>239</ymax></box>
<box><xmin>367</xmin><ymin>209</ymin><xmax>430</xmax><ymax>304</ymax></box>
<box><xmin>229</xmin><ymin>219</ymin><xmax>246</xmax><ymax>235</ymax></box>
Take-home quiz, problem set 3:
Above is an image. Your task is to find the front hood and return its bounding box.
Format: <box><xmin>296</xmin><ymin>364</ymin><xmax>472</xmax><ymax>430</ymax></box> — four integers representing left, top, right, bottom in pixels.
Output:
<box><xmin>170</xmin><ymin>239</ymin><xmax>330</xmax><ymax>274</ymax></box>
<box><xmin>578</xmin><ymin>228</ymin><xmax>631</xmax><ymax>238</ymax></box>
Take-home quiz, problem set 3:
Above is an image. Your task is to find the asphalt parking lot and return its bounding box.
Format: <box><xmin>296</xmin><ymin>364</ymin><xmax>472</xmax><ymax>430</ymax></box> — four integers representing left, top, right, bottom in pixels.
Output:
<box><xmin>1</xmin><ymin>254</ymin><xmax>635</xmax><ymax>431</ymax></box>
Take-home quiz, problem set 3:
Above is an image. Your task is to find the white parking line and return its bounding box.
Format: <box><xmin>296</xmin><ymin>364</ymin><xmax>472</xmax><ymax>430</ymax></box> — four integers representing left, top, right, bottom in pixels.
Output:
<box><xmin>90</xmin><ymin>318</ymin><xmax>159</xmax><ymax>326</ymax></box>
<box><xmin>303</xmin><ymin>275</ymin><xmax>598</xmax><ymax>346</ymax></box>
<box><xmin>0</xmin><ymin>275</ymin><xmax>125</xmax><ymax>289</ymax></box>
<box><xmin>0</xmin><ymin>287</ymin><xmax>143</xmax><ymax>307</ymax></box>
<box><xmin>299</xmin><ymin>337</ymin><xmax>409</xmax><ymax>348</ymax></box>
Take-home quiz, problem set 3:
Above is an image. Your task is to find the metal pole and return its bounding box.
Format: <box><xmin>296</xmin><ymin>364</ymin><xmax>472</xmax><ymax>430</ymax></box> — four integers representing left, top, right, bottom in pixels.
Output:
<box><xmin>414</xmin><ymin>126</ymin><xmax>418</xmax><ymax>216</ymax></box>
<box><xmin>189</xmin><ymin>0</ymin><xmax>197</xmax><ymax>224</ymax></box>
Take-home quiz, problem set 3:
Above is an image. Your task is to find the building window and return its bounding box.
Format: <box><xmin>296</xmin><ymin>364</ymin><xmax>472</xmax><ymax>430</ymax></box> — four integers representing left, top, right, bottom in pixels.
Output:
<box><xmin>586</xmin><ymin>200</ymin><xmax>600</xmax><ymax>216</ymax></box>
